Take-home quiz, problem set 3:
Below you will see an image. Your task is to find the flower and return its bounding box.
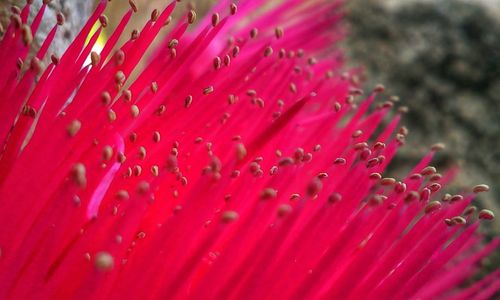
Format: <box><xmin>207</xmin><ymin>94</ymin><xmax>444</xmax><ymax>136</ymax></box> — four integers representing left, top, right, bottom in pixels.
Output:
<box><xmin>0</xmin><ymin>0</ymin><xmax>497</xmax><ymax>299</ymax></box>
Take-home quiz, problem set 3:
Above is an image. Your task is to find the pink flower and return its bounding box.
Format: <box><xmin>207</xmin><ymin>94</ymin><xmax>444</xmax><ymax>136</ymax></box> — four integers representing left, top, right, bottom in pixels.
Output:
<box><xmin>0</xmin><ymin>0</ymin><xmax>497</xmax><ymax>299</ymax></box>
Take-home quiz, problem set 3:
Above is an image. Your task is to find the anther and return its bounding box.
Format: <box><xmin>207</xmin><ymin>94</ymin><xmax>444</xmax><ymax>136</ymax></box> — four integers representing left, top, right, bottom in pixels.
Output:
<box><xmin>211</xmin><ymin>13</ymin><xmax>220</xmax><ymax>27</ymax></box>
<box><xmin>478</xmin><ymin>209</ymin><xmax>495</xmax><ymax>220</ymax></box>
<box><xmin>473</xmin><ymin>184</ymin><xmax>490</xmax><ymax>193</ymax></box>
<box><xmin>66</xmin><ymin>120</ymin><xmax>81</xmax><ymax>137</ymax></box>
<box><xmin>71</xmin><ymin>163</ymin><xmax>87</xmax><ymax>188</ymax></box>
<box><xmin>91</xmin><ymin>51</ymin><xmax>100</xmax><ymax>66</ymax></box>
<box><xmin>129</xmin><ymin>0</ymin><xmax>138</xmax><ymax>13</ymax></box>
<box><xmin>182</xmin><ymin>9</ymin><xmax>195</xmax><ymax>24</ymax></box>
<box><xmin>230</xmin><ymin>3</ymin><xmax>237</xmax><ymax>15</ymax></box>
<box><xmin>99</xmin><ymin>15</ymin><xmax>109</xmax><ymax>27</ymax></box>
<box><xmin>151</xmin><ymin>9</ymin><xmax>159</xmax><ymax>22</ymax></box>
<box><xmin>275</xmin><ymin>27</ymin><xmax>284</xmax><ymax>39</ymax></box>
<box><xmin>95</xmin><ymin>252</ymin><xmax>114</xmax><ymax>272</ymax></box>
<box><xmin>221</xmin><ymin>210</ymin><xmax>239</xmax><ymax>223</ymax></box>
<box><xmin>102</xmin><ymin>146</ymin><xmax>113</xmax><ymax>161</ymax></box>
<box><xmin>424</xmin><ymin>201</ymin><xmax>442</xmax><ymax>214</ymax></box>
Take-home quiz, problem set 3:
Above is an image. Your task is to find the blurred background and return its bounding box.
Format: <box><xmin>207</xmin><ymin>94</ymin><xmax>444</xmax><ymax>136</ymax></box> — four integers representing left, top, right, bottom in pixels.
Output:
<box><xmin>1</xmin><ymin>0</ymin><xmax>499</xmax><ymax>239</ymax></box>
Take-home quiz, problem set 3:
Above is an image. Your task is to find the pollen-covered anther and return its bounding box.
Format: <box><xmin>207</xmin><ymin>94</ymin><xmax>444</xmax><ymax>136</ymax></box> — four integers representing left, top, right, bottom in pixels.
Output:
<box><xmin>334</xmin><ymin>158</ymin><xmax>346</xmax><ymax>165</ymax></box>
<box><xmin>260</xmin><ymin>188</ymin><xmax>278</xmax><ymax>200</ymax></box>
<box><xmin>115</xmin><ymin>71</ymin><xmax>126</xmax><ymax>85</ymax></box>
<box><xmin>101</xmin><ymin>91</ymin><xmax>112</xmax><ymax>105</ymax></box>
<box><xmin>269</xmin><ymin>166</ymin><xmax>278</xmax><ymax>176</ymax></box>
<box><xmin>373</xmin><ymin>84</ymin><xmax>385</xmax><ymax>93</ymax></box>
<box><xmin>430</xmin><ymin>173</ymin><xmax>442</xmax><ymax>181</ymax></box>
<box><xmin>332</xmin><ymin>101</ymin><xmax>342</xmax><ymax>112</ymax></box>
<box><xmin>133</xmin><ymin>165</ymin><xmax>142</xmax><ymax>176</ymax></box>
<box><xmin>354</xmin><ymin>142</ymin><xmax>369</xmax><ymax>150</ymax></box>
<box><xmin>151</xmin><ymin>9</ymin><xmax>159</xmax><ymax>22</ymax></box>
<box><xmin>292</xmin><ymin>148</ymin><xmax>304</xmax><ymax>162</ymax></box>
<box><xmin>369</xmin><ymin>194</ymin><xmax>387</xmax><ymax>206</ymax></box>
<box><xmin>464</xmin><ymin>206</ymin><xmax>477</xmax><ymax>216</ymax></box>
<box><xmin>309</xmin><ymin>170</ymin><xmax>325</xmax><ymax>179</ymax></box>
<box><xmin>115</xmin><ymin>190</ymin><xmax>130</xmax><ymax>200</ymax></box>
<box><xmin>373</xmin><ymin>142</ymin><xmax>386</xmax><ymax>151</ymax></box>
<box><xmin>90</xmin><ymin>51</ymin><xmax>100</xmax><ymax>67</ymax></box>
<box><xmin>150</xmin><ymin>82</ymin><xmax>158</xmax><ymax>93</ymax></box>
<box><xmin>129</xmin><ymin>133</ymin><xmax>137</xmax><ymax>143</ymax></box>
<box><xmin>102</xmin><ymin>146</ymin><xmax>113</xmax><ymax>161</ymax></box>
<box><xmin>71</xmin><ymin>163</ymin><xmax>87</xmax><ymax>188</ymax></box>
<box><xmin>307</xmin><ymin>178</ymin><xmax>323</xmax><ymax>198</ymax></box>
<box><xmin>221</xmin><ymin>210</ymin><xmax>239</xmax><ymax>223</ymax></box>
<box><xmin>203</xmin><ymin>86</ymin><xmax>214</xmax><ymax>95</ymax></box>
<box><xmin>50</xmin><ymin>54</ymin><xmax>60</xmax><ymax>65</ymax></box>
<box><xmin>277</xmin><ymin>204</ymin><xmax>292</xmax><ymax>217</ymax></box>
<box><xmin>399</xmin><ymin>126</ymin><xmax>409</xmax><ymax>136</ymax></box>
<box><xmin>156</xmin><ymin>105</ymin><xmax>166</xmax><ymax>115</ymax></box>
<box><xmin>211</xmin><ymin>13</ymin><xmax>220</xmax><ymax>27</ymax></box>
<box><xmin>366</xmin><ymin>158</ymin><xmax>379</xmax><ymax>168</ymax></box>
<box><xmin>369</xmin><ymin>172</ymin><xmax>382</xmax><ymax>180</ymax></box>
<box><xmin>107</xmin><ymin>109</ymin><xmax>117</xmax><ymax>122</ymax></box>
<box><xmin>431</xmin><ymin>143</ymin><xmax>446</xmax><ymax>151</ymax></box>
<box><xmin>66</xmin><ymin>120</ymin><xmax>82</xmax><ymax>137</ymax></box>
<box><xmin>398</xmin><ymin>106</ymin><xmax>409</xmax><ymax>114</ymax></box>
<box><xmin>380</xmin><ymin>177</ymin><xmax>396</xmax><ymax>186</ymax></box>
<box><xmin>478</xmin><ymin>209</ymin><xmax>495</xmax><ymax>220</ymax></box>
<box><xmin>472</xmin><ymin>184</ymin><xmax>490</xmax><ymax>193</ymax></box>
<box><xmin>359</xmin><ymin>148</ymin><xmax>371</xmax><ymax>161</ymax></box>
<box><xmin>275</xmin><ymin>27</ymin><xmax>284</xmax><ymax>39</ymax></box>
<box><xmin>222</xmin><ymin>54</ymin><xmax>231</xmax><ymax>67</ymax></box>
<box><xmin>228</xmin><ymin>2</ymin><xmax>237</xmax><ymax>15</ymax></box>
<box><xmin>409</xmin><ymin>173</ymin><xmax>423</xmax><ymax>180</ymax></box>
<box><xmin>420</xmin><ymin>166</ymin><xmax>437</xmax><ymax>176</ymax></box>
<box><xmin>382</xmin><ymin>101</ymin><xmax>394</xmax><ymax>109</ymax></box>
<box><xmin>117</xmin><ymin>152</ymin><xmax>126</xmax><ymax>164</ymax></box>
<box><xmin>236</xmin><ymin>143</ymin><xmax>247</xmax><ymax>160</ymax></box>
<box><xmin>420</xmin><ymin>188</ymin><xmax>431</xmax><ymax>202</ymax></box>
<box><xmin>427</xmin><ymin>182</ymin><xmax>441</xmax><ymax>192</ymax></box>
<box><xmin>328</xmin><ymin>192</ymin><xmax>342</xmax><ymax>203</ymax></box>
<box><xmin>290</xmin><ymin>193</ymin><xmax>301</xmax><ymax>201</ymax></box>
<box><xmin>184</xmin><ymin>95</ymin><xmax>193</xmax><ymax>108</ymax></box>
<box><xmin>451</xmin><ymin>216</ymin><xmax>467</xmax><ymax>225</ymax></box>
<box><xmin>152</xmin><ymin>131</ymin><xmax>161</xmax><ymax>143</ymax></box>
<box><xmin>95</xmin><ymin>252</ymin><xmax>114</xmax><ymax>272</ymax></box>
<box><xmin>138</xmin><ymin>146</ymin><xmax>146</xmax><ymax>160</ymax></box>
<box><xmin>264</xmin><ymin>47</ymin><xmax>273</xmax><ymax>57</ymax></box>
<box><xmin>404</xmin><ymin>191</ymin><xmax>420</xmax><ymax>203</ymax></box>
<box><xmin>424</xmin><ymin>201</ymin><xmax>442</xmax><ymax>214</ymax></box>
<box><xmin>167</xmin><ymin>39</ymin><xmax>179</xmax><ymax>50</ymax></box>
<box><xmin>30</xmin><ymin>58</ymin><xmax>43</xmax><ymax>75</ymax></box>
<box><xmin>99</xmin><ymin>15</ymin><xmax>108</xmax><ymax>28</ymax></box>
<box><xmin>352</xmin><ymin>130</ymin><xmax>363</xmax><ymax>138</ymax></box>
<box><xmin>450</xmin><ymin>194</ymin><xmax>464</xmax><ymax>202</ymax></box>
<box><xmin>213</xmin><ymin>56</ymin><xmax>221</xmax><ymax>70</ymax></box>
<box><xmin>250</xmin><ymin>28</ymin><xmax>258</xmax><ymax>39</ymax></box>
<box><xmin>188</xmin><ymin>10</ymin><xmax>196</xmax><ymax>24</ymax></box>
<box><xmin>349</xmin><ymin>88</ymin><xmax>364</xmax><ymax>96</ymax></box>
<box><xmin>394</xmin><ymin>181</ymin><xmax>407</xmax><ymax>193</ymax></box>
<box><xmin>56</xmin><ymin>12</ymin><xmax>65</xmax><ymax>25</ymax></box>
<box><xmin>130</xmin><ymin>105</ymin><xmax>140</xmax><ymax>118</ymax></box>
<box><xmin>128</xmin><ymin>0</ymin><xmax>138</xmax><ymax>13</ymax></box>
<box><xmin>166</xmin><ymin>155</ymin><xmax>178</xmax><ymax>173</ymax></box>
<box><xmin>307</xmin><ymin>57</ymin><xmax>317</xmax><ymax>66</ymax></box>
<box><xmin>21</xmin><ymin>24</ymin><xmax>33</xmax><ymax>46</ymax></box>
<box><xmin>137</xmin><ymin>181</ymin><xmax>150</xmax><ymax>195</ymax></box>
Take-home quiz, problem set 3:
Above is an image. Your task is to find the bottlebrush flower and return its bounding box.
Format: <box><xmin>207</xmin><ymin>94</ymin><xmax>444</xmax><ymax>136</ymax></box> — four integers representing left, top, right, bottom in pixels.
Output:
<box><xmin>0</xmin><ymin>0</ymin><xmax>497</xmax><ymax>299</ymax></box>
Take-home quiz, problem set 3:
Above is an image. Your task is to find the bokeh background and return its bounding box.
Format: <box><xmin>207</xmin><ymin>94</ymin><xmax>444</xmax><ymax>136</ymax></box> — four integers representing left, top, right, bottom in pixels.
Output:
<box><xmin>1</xmin><ymin>0</ymin><xmax>499</xmax><ymax>248</ymax></box>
